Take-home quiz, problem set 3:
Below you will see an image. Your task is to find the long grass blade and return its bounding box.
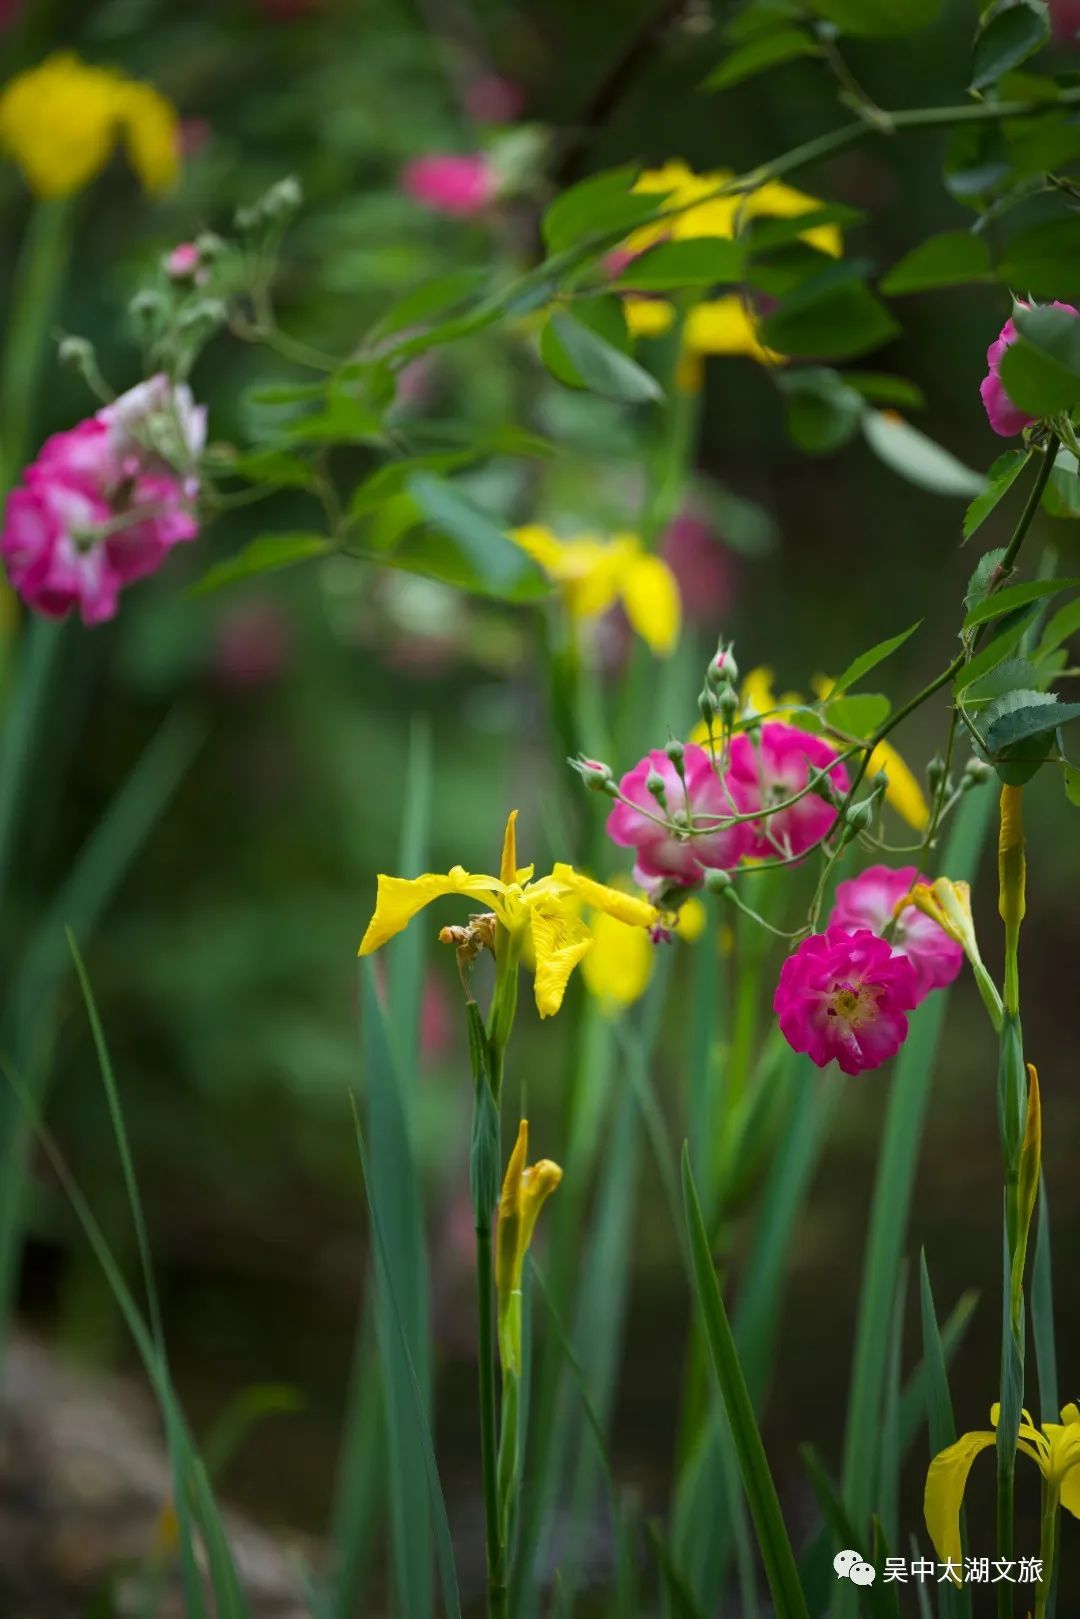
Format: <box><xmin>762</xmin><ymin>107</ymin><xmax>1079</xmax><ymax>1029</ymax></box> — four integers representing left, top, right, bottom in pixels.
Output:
<box><xmin>359</xmin><ymin>960</ymin><xmax>435</xmax><ymax>1615</ymax></box>
<box><xmin>0</xmin><ymin>1057</ymin><xmax>249</xmax><ymax>1619</ymax></box>
<box><xmin>681</xmin><ymin>1147</ymin><xmax>809</xmax><ymax>1619</ymax></box>
<box><xmin>918</xmin><ymin>1253</ymin><xmax>969</xmax><ymax>1619</ymax></box>
<box><xmin>0</xmin><ymin>706</ymin><xmax>204</xmax><ymax>1346</ymax></box>
<box><xmin>349</xmin><ymin>1089</ymin><xmax>461</xmax><ymax>1619</ymax></box>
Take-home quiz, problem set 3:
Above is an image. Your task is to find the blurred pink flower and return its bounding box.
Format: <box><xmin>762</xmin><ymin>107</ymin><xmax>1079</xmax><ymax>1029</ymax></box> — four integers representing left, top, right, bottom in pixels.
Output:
<box><xmin>464</xmin><ymin>74</ymin><xmax>524</xmax><ymax>123</ymax></box>
<box><xmin>829</xmin><ymin>864</ymin><xmax>963</xmax><ymax>1004</ymax></box>
<box><xmin>1051</xmin><ymin>0</ymin><xmax>1080</xmax><ymax>41</ymax></box>
<box><xmin>606</xmin><ymin>743</ymin><xmax>749</xmax><ymax>888</ymax></box>
<box><xmin>661</xmin><ymin>510</ymin><xmax>734</xmax><ymax>625</ymax></box>
<box><xmin>0</xmin><ymin>0</ymin><xmax>23</xmax><ymax>28</ymax></box>
<box><xmin>214</xmin><ymin>595</ymin><xmax>292</xmax><ymax>690</ymax></box>
<box><xmin>981</xmin><ymin>302</ymin><xmax>1079</xmax><ymax>436</ymax></box>
<box><xmin>1</xmin><ymin>376</ymin><xmax>204</xmax><ymax>626</ymax></box>
<box><xmin>179</xmin><ymin>118</ymin><xmax>211</xmax><ymax>158</ymax></box>
<box><xmin>164</xmin><ymin>241</ymin><xmax>206</xmax><ymax>282</ymax></box>
<box><xmin>401</xmin><ymin>153</ymin><xmax>495</xmax><ymax>216</ymax></box>
<box><xmin>726</xmin><ymin>722</ymin><xmax>849</xmax><ymax>861</ymax></box>
<box><xmin>421</xmin><ymin>973</ymin><xmax>455</xmax><ymax>1063</ymax></box>
<box><xmin>774</xmin><ymin>926</ymin><xmax>918</xmax><ymax>1075</ymax></box>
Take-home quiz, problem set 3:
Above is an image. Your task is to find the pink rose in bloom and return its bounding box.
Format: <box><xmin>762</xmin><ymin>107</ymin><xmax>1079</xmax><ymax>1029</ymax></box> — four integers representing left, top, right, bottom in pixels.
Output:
<box><xmin>0</xmin><ymin>376</ymin><xmax>204</xmax><ymax>626</ymax></box>
<box><xmin>401</xmin><ymin>154</ymin><xmax>495</xmax><ymax>217</ymax></box>
<box><xmin>981</xmin><ymin>302</ymin><xmax>1080</xmax><ymax>436</ymax></box>
<box><xmin>829</xmin><ymin>864</ymin><xmax>963</xmax><ymax>1004</ymax></box>
<box><xmin>726</xmin><ymin>722</ymin><xmax>850</xmax><ymax>861</ymax></box>
<box><xmin>774</xmin><ymin>926</ymin><xmax>919</xmax><ymax>1076</ymax></box>
<box><xmin>464</xmin><ymin>75</ymin><xmax>524</xmax><ymax>123</ymax></box>
<box><xmin>606</xmin><ymin>743</ymin><xmax>749</xmax><ymax>887</ymax></box>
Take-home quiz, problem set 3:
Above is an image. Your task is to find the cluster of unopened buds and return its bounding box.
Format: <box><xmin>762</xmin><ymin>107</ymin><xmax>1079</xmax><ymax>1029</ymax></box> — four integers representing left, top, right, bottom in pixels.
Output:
<box><xmin>577</xmin><ymin>642</ymin><xmax>994</xmax><ymax>1077</ymax></box>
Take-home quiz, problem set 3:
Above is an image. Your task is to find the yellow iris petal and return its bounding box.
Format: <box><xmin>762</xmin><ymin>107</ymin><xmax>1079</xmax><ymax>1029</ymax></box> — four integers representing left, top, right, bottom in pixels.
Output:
<box><xmin>868</xmin><ymin>737</ymin><xmax>930</xmax><ymax>831</ymax></box>
<box><xmin>924</xmin><ymin>1429</ymin><xmax>997</xmax><ymax>1576</ymax></box>
<box><xmin>117</xmin><ymin>80</ymin><xmax>180</xmax><ymax>194</ymax></box>
<box><xmin>624</xmin><ymin>296</ymin><xmax>677</xmax><ymax>338</ymax></box>
<box><xmin>358</xmin><ymin>868</ymin><xmax>503</xmax><ymax>955</ymax></box>
<box><xmin>510</xmin><ymin>523</ymin><xmax>566</xmax><ymax>575</ymax></box>
<box><xmin>500</xmin><ymin>810</ymin><xmax>518</xmax><ymax>886</ymax></box>
<box><xmin>685</xmin><ymin>297</ymin><xmax>783</xmax><ymax>365</ymax></box>
<box><xmin>581</xmin><ymin>909</ymin><xmax>653</xmax><ymax>1013</ymax></box>
<box><xmin>743</xmin><ymin>179</ymin><xmax>842</xmax><ymax>257</ymax></box>
<box><xmin>549</xmin><ymin>864</ymin><xmax>658</xmax><ymax>929</ymax></box>
<box><xmin>619</xmin><ymin>550</ymin><xmax>681</xmax><ymax>657</ymax></box>
<box><xmin>529</xmin><ymin>903</ymin><xmax>594</xmax><ymax>1018</ymax></box>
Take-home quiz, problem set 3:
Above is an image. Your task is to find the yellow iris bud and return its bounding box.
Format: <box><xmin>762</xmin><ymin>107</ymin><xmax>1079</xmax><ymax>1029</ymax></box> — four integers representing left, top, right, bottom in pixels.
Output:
<box><xmin>495</xmin><ymin>1120</ymin><xmax>562</xmax><ymax>1376</ymax></box>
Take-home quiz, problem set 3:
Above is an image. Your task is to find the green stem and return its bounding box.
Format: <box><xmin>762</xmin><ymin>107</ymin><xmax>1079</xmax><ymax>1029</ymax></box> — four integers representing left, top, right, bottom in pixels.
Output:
<box><xmin>1035</xmin><ymin>1483</ymin><xmax>1058</xmax><ymax>1619</ymax></box>
<box><xmin>475</xmin><ymin>1212</ymin><xmax>507</xmax><ymax>1619</ymax></box>
<box><xmin>997</xmin><ymin>1458</ymin><xmax>1015</xmax><ymax>1619</ymax></box>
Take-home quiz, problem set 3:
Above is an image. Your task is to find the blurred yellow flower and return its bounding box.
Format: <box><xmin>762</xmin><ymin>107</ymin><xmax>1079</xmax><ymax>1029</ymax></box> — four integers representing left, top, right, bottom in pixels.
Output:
<box><xmin>511</xmin><ymin>524</ymin><xmax>681</xmax><ymax>656</ymax></box>
<box><xmin>623</xmin><ymin>297</ymin><xmax>677</xmax><ymax>339</ymax></box>
<box><xmin>627</xmin><ymin>160</ymin><xmax>842</xmax><ymax>258</ymax></box>
<box><xmin>582</xmin><ymin>894</ymin><xmax>705</xmax><ymax>1014</ymax></box>
<box><xmin>0</xmin><ymin>54</ymin><xmax>179</xmax><ymax>198</ymax></box>
<box><xmin>358</xmin><ymin>810</ymin><xmax>658</xmax><ymax>1019</ymax></box>
<box><xmin>621</xmin><ymin>161</ymin><xmax>842</xmax><ymax>387</ymax></box>
<box><xmin>684</xmin><ymin>298</ymin><xmax>783</xmax><ymax>364</ymax></box>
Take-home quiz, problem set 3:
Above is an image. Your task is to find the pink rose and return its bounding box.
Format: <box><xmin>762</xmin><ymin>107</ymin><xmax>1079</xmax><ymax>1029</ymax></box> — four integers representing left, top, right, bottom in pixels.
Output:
<box><xmin>725</xmin><ymin>722</ymin><xmax>850</xmax><ymax>862</ymax></box>
<box><xmin>773</xmin><ymin>926</ymin><xmax>919</xmax><ymax>1075</ymax></box>
<box><xmin>606</xmin><ymin>743</ymin><xmax>749</xmax><ymax>887</ymax></box>
<box><xmin>829</xmin><ymin>864</ymin><xmax>963</xmax><ymax>1004</ymax></box>
<box><xmin>980</xmin><ymin>302</ymin><xmax>1080</xmax><ymax>436</ymax></box>
<box><xmin>1</xmin><ymin>376</ymin><xmax>204</xmax><ymax>626</ymax></box>
<box><xmin>401</xmin><ymin>154</ymin><xmax>495</xmax><ymax>217</ymax></box>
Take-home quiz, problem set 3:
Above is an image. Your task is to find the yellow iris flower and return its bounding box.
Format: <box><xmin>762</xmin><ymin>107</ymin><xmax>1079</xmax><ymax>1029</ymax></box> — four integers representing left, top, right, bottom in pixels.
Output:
<box><xmin>690</xmin><ymin>665</ymin><xmax>929</xmax><ymax>832</ymax></box>
<box><xmin>582</xmin><ymin>894</ymin><xmax>705</xmax><ymax>1013</ymax></box>
<box><xmin>621</xmin><ymin>160</ymin><xmax>841</xmax><ymax>385</ymax></box>
<box><xmin>925</xmin><ymin>1403</ymin><xmax>1080</xmax><ymax>1580</ymax></box>
<box><xmin>358</xmin><ymin>810</ymin><xmax>659</xmax><ymax>1019</ymax></box>
<box><xmin>510</xmin><ymin>525</ymin><xmax>681</xmax><ymax>657</ymax></box>
<box><xmin>495</xmin><ymin>1119</ymin><xmax>562</xmax><ymax>1376</ymax></box>
<box><xmin>625</xmin><ymin>160</ymin><xmax>842</xmax><ymax>258</ymax></box>
<box><xmin>0</xmin><ymin>53</ymin><xmax>179</xmax><ymax>198</ymax></box>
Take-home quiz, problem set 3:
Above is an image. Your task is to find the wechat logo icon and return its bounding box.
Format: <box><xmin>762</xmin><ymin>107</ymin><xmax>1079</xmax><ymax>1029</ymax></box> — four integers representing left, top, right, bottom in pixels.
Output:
<box><xmin>834</xmin><ymin>1549</ymin><xmax>876</xmax><ymax>1586</ymax></box>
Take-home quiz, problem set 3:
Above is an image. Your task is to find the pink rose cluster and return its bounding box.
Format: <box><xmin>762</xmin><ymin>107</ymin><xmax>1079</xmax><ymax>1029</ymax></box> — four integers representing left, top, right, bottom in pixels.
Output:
<box><xmin>773</xmin><ymin>865</ymin><xmax>963</xmax><ymax>1076</ymax></box>
<box><xmin>606</xmin><ymin>721</ymin><xmax>850</xmax><ymax>891</ymax></box>
<box><xmin>980</xmin><ymin>301</ymin><xmax>1080</xmax><ymax>436</ymax></box>
<box><xmin>1</xmin><ymin>376</ymin><xmax>205</xmax><ymax>626</ymax></box>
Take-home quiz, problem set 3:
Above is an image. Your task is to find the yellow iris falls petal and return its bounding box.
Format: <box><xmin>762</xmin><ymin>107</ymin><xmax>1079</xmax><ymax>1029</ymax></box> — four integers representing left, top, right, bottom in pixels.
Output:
<box><xmin>684</xmin><ymin>298</ymin><xmax>784</xmax><ymax>365</ymax></box>
<box><xmin>509</xmin><ymin>526</ymin><xmax>682</xmax><ymax>656</ymax></box>
<box><xmin>926</xmin><ymin>1404</ymin><xmax>1080</xmax><ymax>1582</ymax></box>
<box><xmin>0</xmin><ymin>53</ymin><xmax>180</xmax><ymax>198</ymax></box>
